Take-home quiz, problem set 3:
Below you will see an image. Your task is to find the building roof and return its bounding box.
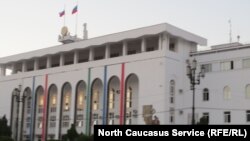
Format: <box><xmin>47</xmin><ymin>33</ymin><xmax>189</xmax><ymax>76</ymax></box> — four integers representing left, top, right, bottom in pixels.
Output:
<box><xmin>0</xmin><ymin>23</ymin><xmax>207</xmax><ymax>64</ymax></box>
<box><xmin>191</xmin><ymin>43</ymin><xmax>250</xmax><ymax>56</ymax></box>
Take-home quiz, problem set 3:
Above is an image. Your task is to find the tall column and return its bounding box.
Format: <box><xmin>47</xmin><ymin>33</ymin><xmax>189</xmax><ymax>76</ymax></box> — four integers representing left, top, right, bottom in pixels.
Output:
<box><xmin>162</xmin><ymin>33</ymin><xmax>169</xmax><ymax>52</ymax></box>
<box><xmin>105</xmin><ymin>44</ymin><xmax>110</xmax><ymax>59</ymax></box>
<box><xmin>0</xmin><ymin>65</ymin><xmax>6</xmax><ymax>76</ymax></box>
<box><xmin>158</xmin><ymin>34</ymin><xmax>162</xmax><ymax>50</ymax></box>
<box><xmin>89</xmin><ymin>48</ymin><xmax>94</xmax><ymax>61</ymax></box>
<box><xmin>141</xmin><ymin>38</ymin><xmax>146</xmax><ymax>52</ymax></box>
<box><xmin>74</xmin><ymin>50</ymin><xmax>79</xmax><ymax>64</ymax></box>
<box><xmin>34</xmin><ymin>59</ymin><xmax>39</xmax><ymax>70</ymax></box>
<box><xmin>122</xmin><ymin>41</ymin><xmax>127</xmax><ymax>56</ymax></box>
<box><xmin>60</xmin><ymin>53</ymin><xmax>64</xmax><ymax>66</ymax></box>
<box><xmin>11</xmin><ymin>63</ymin><xmax>15</xmax><ymax>74</ymax></box>
<box><xmin>22</xmin><ymin>61</ymin><xmax>27</xmax><ymax>72</ymax></box>
<box><xmin>47</xmin><ymin>56</ymin><xmax>51</xmax><ymax>68</ymax></box>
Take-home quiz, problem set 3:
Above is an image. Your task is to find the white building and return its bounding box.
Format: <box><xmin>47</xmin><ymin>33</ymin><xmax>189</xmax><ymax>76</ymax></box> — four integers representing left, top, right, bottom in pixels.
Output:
<box><xmin>0</xmin><ymin>23</ymin><xmax>249</xmax><ymax>141</ymax></box>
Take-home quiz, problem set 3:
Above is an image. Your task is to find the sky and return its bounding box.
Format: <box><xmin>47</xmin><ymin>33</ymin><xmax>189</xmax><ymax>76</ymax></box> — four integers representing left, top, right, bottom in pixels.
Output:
<box><xmin>0</xmin><ymin>0</ymin><xmax>249</xmax><ymax>57</ymax></box>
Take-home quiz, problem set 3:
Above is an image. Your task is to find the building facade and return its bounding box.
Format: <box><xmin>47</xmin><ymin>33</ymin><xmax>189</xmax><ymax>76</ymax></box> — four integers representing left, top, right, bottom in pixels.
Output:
<box><xmin>0</xmin><ymin>23</ymin><xmax>249</xmax><ymax>141</ymax></box>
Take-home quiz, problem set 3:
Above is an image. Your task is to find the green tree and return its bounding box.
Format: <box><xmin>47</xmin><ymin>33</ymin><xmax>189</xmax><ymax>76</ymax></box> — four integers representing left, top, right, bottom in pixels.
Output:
<box><xmin>0</xmin><ymin>115</ymin><xmax>13</xmax><ymax>141</ymax></box>
<box><xmin>67</xmin><ymin>124</ymin><xmax>79</xmax><ymax>141</ymax></box>
<box><xmin>76</xmin><ymin>133</ymin><xmax>94</xmax><ymax>141</ymax></box>
<box><xmin>197</xmin><ymin>116</ymin><xmax>208</xmax><ymax>125</ymax></box>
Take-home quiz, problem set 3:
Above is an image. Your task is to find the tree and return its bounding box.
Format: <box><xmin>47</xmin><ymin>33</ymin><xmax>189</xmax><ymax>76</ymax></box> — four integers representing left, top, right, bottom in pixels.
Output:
<box><xmin>63</xmin><ymin>124</ymin><xmax>93</xmax><ymax>141</ymax></box>
<box><xmin>67</xmin><ymin>124</ymin><xmax>79</xmax><ymax>141</ymax></box>
<box><xmin>76</xmin><ymin>133</ymin><xmax>93</xmax><ymax>141</ymax></box>
<box><xmin>197</xmin><ymin>116</ymin><xmax>208</xmax><ymax>125</ymax></box>
<box><xmin>0</xmin><ymin>115</ymin><xmax>13</xmax><ymax>141</ymax></box>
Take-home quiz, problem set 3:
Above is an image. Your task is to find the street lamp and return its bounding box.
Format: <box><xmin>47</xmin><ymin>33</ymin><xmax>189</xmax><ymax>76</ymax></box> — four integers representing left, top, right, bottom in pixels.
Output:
<box><xmin>13</xmin><ymin>84</ymin><xmax>26</xmax><ymax>141</ymax></box>
<box><xmin>186</xmin><ymin>58</ymin><xmax>205</xmax><ymax>125</ymax></box>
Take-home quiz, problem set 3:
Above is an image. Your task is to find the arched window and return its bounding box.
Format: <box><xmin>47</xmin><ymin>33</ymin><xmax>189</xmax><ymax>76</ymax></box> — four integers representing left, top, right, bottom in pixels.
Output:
<box><xmin>203</xmin><ymin>88</ymin><xmax>209</xmax><ymax>101</ymax></box>
<box><xmin>36</xmin><ymin>86</ymin><xmax>44</xmax><ymax>129</ymax></box>
<box><xmin>47</xmin><ymin>84</ymin><xmax>57</xmax><ymax>132</ymax></box>
<box><xmin>90</xmin><ymin>78</ymin><xmax>103</xmax><ymax>133</ymax></box>
<box><xmin>60</xmin><ymin>82</ymin><xmax>72</xmax><ymax>130</ymax></box>
<box><xmin>49</xmin><ymin>85</ymin><xmax>57</xmax><ymax>112</ymax></box>
<box><xmin>75</xmin><ymin>81</ymin><xmax>86</xmax><ymax>128</ymax></box>
<box><xmin>246</xmin><ymin>84</ymin><xmax>250</xmax><ymax>99</ymax></box>
<box><xmin>107</xmin><ymin>76</ymin><xmax>120</xmax><ymax>125</ymax></box>
<box><xmin>223</xmin><ymin>86</ymin><xmax>231</xmax><ymax>100</ymax></box>
<box><xmin>125</xmin><ymin>74</ymin><xmax>139</xmax><ymax>125</ymax></box>
<box><xmin>62</xmin><ymin>83</ymin><xmax>71</xmax><ymax>111</ymax></box>
<box><xmin>76</xmin><ymin>81</ymin><xmax>85</xmax><ymax>111</ymax></box>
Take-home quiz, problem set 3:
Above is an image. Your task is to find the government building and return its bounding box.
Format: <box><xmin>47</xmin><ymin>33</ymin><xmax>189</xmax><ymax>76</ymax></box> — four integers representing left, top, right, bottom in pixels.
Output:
<box><xmin>0</xmin><ymin>23</ymin><xmax>249</xmax><ymax>141</ymax></box>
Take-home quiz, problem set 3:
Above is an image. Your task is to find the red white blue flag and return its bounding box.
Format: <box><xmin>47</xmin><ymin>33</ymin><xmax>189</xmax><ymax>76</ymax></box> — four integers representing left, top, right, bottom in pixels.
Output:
<box><xmin>72</xmin><ymin>5</ymin><xmax>78</xmax><ymax>14</ymax></box>
<box><xmin>59</xmin><ymin>10</ymin><xmax>65</xmax><ymax>17</ymax></box>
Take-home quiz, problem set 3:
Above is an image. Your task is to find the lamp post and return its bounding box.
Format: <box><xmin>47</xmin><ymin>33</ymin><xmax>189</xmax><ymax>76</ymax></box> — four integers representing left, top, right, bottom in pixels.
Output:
<box><xmin>13</xmin><ymin>84</ymin><xmax>26</xmax><ymax>141</ymax></box>
<box><xmin>186</xmin><ymin>58</ymin><xmax>205</xmax><ymax>125</ymax></box>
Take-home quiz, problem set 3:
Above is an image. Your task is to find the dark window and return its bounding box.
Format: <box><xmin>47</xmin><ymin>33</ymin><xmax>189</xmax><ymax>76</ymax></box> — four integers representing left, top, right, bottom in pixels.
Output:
<box><xmin>230</xmin><ymin>61</ymin><xmax>234</xmax><ymax>69</ymax></box>
<box><xmin>224</xmin><ymin>111</ymin><xmax>231</xmax><ymax>123</ymax></box>
<box><xmin>127</xmin><ymin>50</ymin><xmax>136</xmax><ymax>55</ymax></box>
<box><xmin>203</xmin><ymin>88</ymin><xmax>209</xmax><ymax>101</ymax></box>
<box><xmin>246</xmin><ymin>111</ymin><xmax>250</xmax><ymax>122</ymax></box>
<box><xmin>110</xmin><ymin>53</ymin><xmax>120</xmax><ymax>58</ymax></box>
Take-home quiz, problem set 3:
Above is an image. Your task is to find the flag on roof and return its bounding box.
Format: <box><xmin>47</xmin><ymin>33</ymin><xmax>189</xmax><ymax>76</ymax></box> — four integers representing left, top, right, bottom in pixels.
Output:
<box><xmin>72</xmin><ymin>5</ymin><xmax>78</xmax><ymax>14</ymax></box>
<box><xmin>59</xmin><ymin>10</ymin><xmax>65</xmax><ymax>17</ymax></box>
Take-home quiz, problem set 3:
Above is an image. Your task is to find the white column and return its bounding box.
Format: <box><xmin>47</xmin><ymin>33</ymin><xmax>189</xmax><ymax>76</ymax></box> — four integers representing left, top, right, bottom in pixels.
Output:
<box><xmin>158</xmin><ymin>34</ymin><xmax>162</xmax><ymax>50</ymax></box>
<box><xmin>22</xmin><ymin>61</ymin><xmax>27</xmax><ymax>72</ymax></box>
<box><xmin>60</xmin><ymin>53</ymin><xmax>64</xmax><ymax>66</ymax></box>
<box><xmin>34</xmin><ymin>59</ymin><xmax>39</xmax><ymax>70</ymax></box>
<box><xmin>141</xmin><ymin>38</ymin><xmax>146</xmax><ymax>52</ymax></box>
<box><xmin>105</xmin><ymin>44</ymin><xmax>110</xmax><ymax>59</ymax></box>
<box><xmin>122</xmin><ymin>41</ymin><xmax>127</xmax><ymax>56</ymax></box>
<box><xmin>11</xmin><ymin>63</ymin><xmax>15</xmax><ymax>74</ymax></box>
<box><xmin>74</xmin><ymin>50</ymin><xmax>79</xmax><ymax>64</ymax></box>
<box><xmin>89</xmin><ymin>48</ymin><xmax>94</xmax><ymax>61</ymax></box>
<box><xmin>47</xmin><ymin>56</ymin><xmax>51</xmax><ymax>68</ymax></box>
<box><xmin>162</xmin><ymin>33</ymin><xmax>169</xmax><ymax>52</ymax></box>
<box><xmin>0</xmin><ymin>65</ymin><xmax>6</xmax><ymax>76</ymax></box>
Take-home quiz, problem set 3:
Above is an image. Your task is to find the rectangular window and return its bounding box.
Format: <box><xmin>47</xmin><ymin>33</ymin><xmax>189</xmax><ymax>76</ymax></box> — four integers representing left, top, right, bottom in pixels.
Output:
<box><xmin>203</xmin><ymin>90</ymin><xmax>209</xmax><ymax>101</ymax></box>
<box><xmin>38</xmin><ymin>122</ymin><xmax>42</xmax><ymax>128</ymax></box>
<box><xmin>109</xmin><ymin>119</ymin><xmax>114</xmax><ymax>125</ymax></box>
<box><xmin>170</xmin><ymin>115</ymin><xmax>174</xmax><ymax>123</ymax></box>
<box><xmin>63</xmin><ymin>115</ymin><xmax>70</xmax><ymax>121</ymax></box>
<box><xmin>243</xmin><ymin>58</ymin><xmax>250</xmax><ymax>68</ymax></box>
<box><xmin>77</xmin><ymin>115</ymin><xmax>83</xmax><ymax>120</ymax></box>
<box><xmin>50</xmin><ymin>116</ymin><xmax>56</xmax><ymax>121</ymax></box>
<box><xmin>221</xmin><ymin>61</ymin><xmax>234</xmax><ymax>71</ymax></box>
<box><xmin>93</xmin><ymin>114</ymin><xmax>98</xmax><ymax>119</ymax></box>
<box><xmin>246</xmin><ymin>111</ymin><xmax>250</xmax><ymax>122</ymax></box>
<box><xmin>169</xmin><ymin>38</ymin><xmax>177</xmax><ymax>52</ymax></box>
<box><xmin>126</xmin><ymin>119</ymin><xmax>132</xmax><ymax>125</ymax></box>
<box><xmin>170</xmin><ymin>97</ymin><xmax>174</xmax><ymax>104</ymax></box>
<box><xmin>26</xmin><ymin>123</ymin><xmax>30</xmax><ymax>128</ymax></box>
<box><xmin>201</xmin><ymin>64</ymin><xmax>212</xmax><ymax>73</ymax></box>
<box><xmin>203</xmin><ymin>112</ymin><xmax>209</xmax><ymax>124</ymax></box>
<box><xmin>76</xmin><ymin>120</ymin><xmax>83</xmax><ymax>127</ymax></box>
<box><xmin>38</xmin><ymin>108</ymin><xmax>43</xmax><ymax>113</ymax></box>
<box><xmin>50</xmin><ymin>107</ymin><xmax>57</xmax><ymax>112</ymax></box>
<box><xmin>62</xmin><ymin>122</ymin><xmax>69</xmax><ymax>127</ymax></box>
<box><xmin>224</xmin><ymin>111</ymin><xmax>231</xmax><ymax>123</ymax></box>
<box><xmin>93</xmin><ymin>120</ymin><xmax>98</xmax><ymax>125</ymax></box>
<box><xmin>49</xmin><ymin>122</ymin><xmax>56</xmax><ymax>128</ymax></box>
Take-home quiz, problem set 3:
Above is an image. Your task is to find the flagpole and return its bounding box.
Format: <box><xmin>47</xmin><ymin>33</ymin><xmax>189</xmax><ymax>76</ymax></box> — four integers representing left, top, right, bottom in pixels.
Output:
<box><xmin>75</xmin><ymin>1</ymin><xmax>78</xmax><ymax>37</ymax></box>
<box><xmin>64</xmin><ymin>5</ymin><xmax>66</xmax><ymax>26</ymax></box>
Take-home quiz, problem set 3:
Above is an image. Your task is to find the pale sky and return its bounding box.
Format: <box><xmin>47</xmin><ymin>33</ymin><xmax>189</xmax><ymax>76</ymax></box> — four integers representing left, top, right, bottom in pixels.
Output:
<box><xmin>0</xmin><ymin>0</ymin><xmax>249</xmax><ymax>57</ymax></box>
